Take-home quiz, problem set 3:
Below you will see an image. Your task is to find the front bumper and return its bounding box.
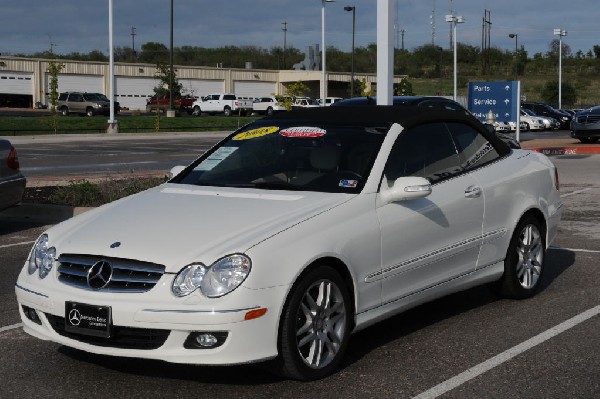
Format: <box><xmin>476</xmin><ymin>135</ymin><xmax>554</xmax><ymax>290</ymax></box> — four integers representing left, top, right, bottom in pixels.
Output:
<box><xmin>15</xmin><ymin>266</ymin><xmax>289</xmax><ymax>365</ymax></box>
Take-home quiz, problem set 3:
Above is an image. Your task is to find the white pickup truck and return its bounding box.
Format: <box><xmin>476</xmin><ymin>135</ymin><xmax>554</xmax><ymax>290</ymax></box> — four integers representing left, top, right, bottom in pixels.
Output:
<box><xmin>191</xmin><ymin>93</ymin><xmax>253</xmax><ymax>116</ymax></box>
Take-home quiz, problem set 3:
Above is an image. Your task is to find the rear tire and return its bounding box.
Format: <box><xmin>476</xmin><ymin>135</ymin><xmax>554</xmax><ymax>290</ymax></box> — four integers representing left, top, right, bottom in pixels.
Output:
<box><xmin>223</xmin><ymin>107</ymin><xmax>231</xmax><ymax>117</ymax></box>
<box><xmin>496</xmin><ymin>216</ymin><xmax>546</xmax><ymax>299</ymax></box>
<box><xmin>60</xmin><ymin>107</ymin><xmax>69</xmax><ymax>116</ymax></box>
<box><xmin>266</xmin><ymin>106</ymin><xmax>274</xmax><ymax>116</ymax></box>
<box><xmin>275</xmin><ymin>266</ymin><xmax>351</xmax><ymax>381</ymax></box>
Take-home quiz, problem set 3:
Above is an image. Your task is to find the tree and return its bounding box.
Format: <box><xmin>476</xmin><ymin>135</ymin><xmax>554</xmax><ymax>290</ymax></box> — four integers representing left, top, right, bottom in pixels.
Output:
<box><xmin>139</xmin><ymin>42</ymin><xmax>169</xmax><ymax>64</ymax></box>
<box><xmin>394</xmin><ymin>78</ymin><xmax>414</xmax><ymax>96</ymax></box>
<box><xmin>276</xmin><ymin>81</ymin><xmax>309</xmax><ymax>110</ymax></box>
<box><xmin>47</xmin><ymin>61</ymin><xmax>64</xmax><ymax>112</ymax></box>
<box><xmin>541</xmin><ymin>80</ymin><xmax>577</xmax><ymax>107</ymax></box>
<box><xmin>153</xmin><ymin>62</ymin><xmax>182</xmax><ymax>101</ymax></box>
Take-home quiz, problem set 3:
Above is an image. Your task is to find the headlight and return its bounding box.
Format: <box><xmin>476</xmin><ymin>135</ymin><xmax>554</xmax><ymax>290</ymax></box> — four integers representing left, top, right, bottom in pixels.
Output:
<box><xmin>28</xmin><ymin>234</ymin><xmax>56</xmax><ymax>279</ymax></box>
<box><xmin>172</xmin><ymin>254</ymin><xmax>251</xmax><ymax>298</ymax></box>
<box><xmin>172</xmin><ymin>263</ymin><xmax>207</xmax><ymax>297</ymax></box>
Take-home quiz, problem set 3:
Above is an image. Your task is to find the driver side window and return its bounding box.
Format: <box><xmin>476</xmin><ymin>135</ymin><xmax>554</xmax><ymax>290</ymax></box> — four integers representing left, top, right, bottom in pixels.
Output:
<box><xmin>384</xmin><ymin>122</ymin><xmax>462</xmax><ymax>185</ymax></box>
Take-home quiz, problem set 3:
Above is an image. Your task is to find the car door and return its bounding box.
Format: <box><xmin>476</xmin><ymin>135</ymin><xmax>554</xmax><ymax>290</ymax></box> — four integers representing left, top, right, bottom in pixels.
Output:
<box><xmin>69</xmin><ymin>93</ymin><xmax>84</xmax><ymax>113</ymax></box>
<box><xmin>377</xmin><ymin>122</ymin><xmax>484</xmax><ymax>304</ymax></box>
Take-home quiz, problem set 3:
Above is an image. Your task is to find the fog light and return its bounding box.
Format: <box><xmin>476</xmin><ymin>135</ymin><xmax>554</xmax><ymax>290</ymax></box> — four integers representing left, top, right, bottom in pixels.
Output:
<box><xmin>184</xmin><ymin>331</ymin><xmax>228</xmax><ymax>349</ymax></box>
<box><xmin>22</xmin><ymin>305</ymin><xmax>42</xmax><ymax>325</ymax></box>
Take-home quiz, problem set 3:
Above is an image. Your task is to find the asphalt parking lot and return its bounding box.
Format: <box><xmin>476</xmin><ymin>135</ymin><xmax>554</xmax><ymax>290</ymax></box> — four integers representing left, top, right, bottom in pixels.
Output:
<box><xmin>0</xmin><ymin>153</ymin><xmax>598</xmax><ymax>398</ymax></box>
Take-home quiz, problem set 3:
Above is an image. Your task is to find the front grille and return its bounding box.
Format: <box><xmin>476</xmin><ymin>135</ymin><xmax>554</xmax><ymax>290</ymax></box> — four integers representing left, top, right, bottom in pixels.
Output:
<box><xmin>576</xmin><ymin>115</ymin><xmax>600</xmax><ymax>124</ymax></box>
<box><xmin>57</xmin><ymin>254</ymin><xmax>165</xmax><ymax>293</ymax></box>
<box><xmin>46</xmin><ymin>314</ymin><xmax>170</xmax><ymax>350</ymax></box>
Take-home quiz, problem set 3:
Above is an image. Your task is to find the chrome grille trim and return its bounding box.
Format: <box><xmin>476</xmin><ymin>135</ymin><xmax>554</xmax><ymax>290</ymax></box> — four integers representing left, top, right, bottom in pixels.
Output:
<box><xmin>57</xmin><ymin>254</ymin><xmax>165</xmax><ymax>293</ymax></box>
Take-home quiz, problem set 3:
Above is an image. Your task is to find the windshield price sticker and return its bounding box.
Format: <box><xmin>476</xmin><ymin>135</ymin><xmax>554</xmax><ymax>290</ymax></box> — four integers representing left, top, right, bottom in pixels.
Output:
<box><xmin>339</xmin><ymin>179</ymin><xmax>358</xmax><ymax>188</ymax></box>
<box><xmin>233</xmin><ymin>126</ymin><xmax>279</xmax><ymax>141</ymax></box>
<box><xmin>196</xmin><ymin>147</ymin><xmax>238</xmax><ymax>171</ymax></box>
<box><xmin>280</xmin><ymin>127</ymin><xmax>326</xmax><ymax>138</ymax></box>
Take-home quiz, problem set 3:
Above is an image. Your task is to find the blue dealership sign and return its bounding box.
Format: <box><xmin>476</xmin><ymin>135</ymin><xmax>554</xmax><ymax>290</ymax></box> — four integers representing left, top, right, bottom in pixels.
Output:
<box><xmin>468</xmin><ymin>81</ymin><xmax>519</xmax><ymax>123</ymax></box>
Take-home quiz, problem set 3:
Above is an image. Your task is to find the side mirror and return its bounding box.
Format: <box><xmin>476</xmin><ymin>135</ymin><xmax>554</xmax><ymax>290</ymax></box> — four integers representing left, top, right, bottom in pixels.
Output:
<box><xmin>168</xmin><ymin>165</ymin><xmax>186</xmax><ymax>180</ymax></box>
<box><xmin>380</xmin><ymin>176</ymin><xmax>432</xmax><ymax>204</ymax></box>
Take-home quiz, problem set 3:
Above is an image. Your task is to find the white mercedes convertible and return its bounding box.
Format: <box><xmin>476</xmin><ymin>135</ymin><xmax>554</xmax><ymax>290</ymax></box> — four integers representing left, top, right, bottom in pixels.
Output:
<box><xmin>16</xmin><ymin>106</ymin><xmax>563</xmax><ymax>380</ymax></box>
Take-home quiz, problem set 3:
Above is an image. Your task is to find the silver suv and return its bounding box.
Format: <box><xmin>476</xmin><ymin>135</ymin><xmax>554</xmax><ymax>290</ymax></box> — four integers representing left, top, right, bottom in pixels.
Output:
<box><xmin>57</xmin><ymin>92</ymin><xmax>112</xmax><ymax>116</ymax></box>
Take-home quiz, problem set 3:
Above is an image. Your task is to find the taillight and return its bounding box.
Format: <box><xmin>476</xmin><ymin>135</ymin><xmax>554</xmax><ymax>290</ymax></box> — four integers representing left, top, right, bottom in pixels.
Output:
<box><xmin>7</xmin><ymin>146</ymin><xmax>20</xmax><ymax>170</ymax></box>
<box><xmin>553</xmin><ymin>167</ymin><xmax>560</xmax><ymax>191</ymax></box>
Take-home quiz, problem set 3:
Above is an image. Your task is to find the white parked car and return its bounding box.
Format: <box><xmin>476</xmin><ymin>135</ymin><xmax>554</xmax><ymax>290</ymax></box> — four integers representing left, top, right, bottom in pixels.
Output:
<box><xmin>319</xmin><ymin>97</ymin><xmax>343</xmax><ymax>106</ymax></box>
<box><xmin>16</xmin><ymin>107</ymin><xmax>563</xmax><ymax>380</ymax></box>
<box><xmin>520</xmin><ymin>109</ymin><xmax>545</xmax><ymax>131</ymax></box>
<box><xmin>252</xmin><ymin>97</ymin><xmax>287</xmax><ymax>115</ymax></box>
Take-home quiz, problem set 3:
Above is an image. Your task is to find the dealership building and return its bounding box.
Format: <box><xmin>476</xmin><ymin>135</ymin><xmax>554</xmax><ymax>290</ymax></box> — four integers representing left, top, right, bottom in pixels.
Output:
<box><xmin>0</xmin><ymin>56</ymin><xmax>405</xmax><ymax>110</ymax></box>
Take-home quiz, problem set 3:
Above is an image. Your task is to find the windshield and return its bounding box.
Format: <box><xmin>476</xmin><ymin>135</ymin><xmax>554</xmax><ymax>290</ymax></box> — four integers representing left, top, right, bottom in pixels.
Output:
<box><xmin>175</xmin><ymin>121</ymin><xmax>388</xmax><ymax>193</ymax></box>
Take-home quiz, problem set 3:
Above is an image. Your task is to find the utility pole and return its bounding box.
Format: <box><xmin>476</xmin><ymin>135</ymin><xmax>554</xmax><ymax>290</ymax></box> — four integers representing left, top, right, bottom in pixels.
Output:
<box><xmin>430</xmin><ymin>0</ymin><xmax>436</xmax><ymax>46</ymax></box>
<box><xmin>282</xmin><ymin>21</ymin><xmax>287</xmax><ymax>70</ymax></box>
<box><xmin>401</xmin><ymin>29</ymin><xmax>406</xmax><ymax>50</ymax></box>
<box><xmin>131</xmin><ymin>27</ymin><xmax>137</xmax><ymax>61</ymax></box>
<box><xmin>481</xmin><ymin>9</ymin><xmax>491</xmax><ymax>74</ymax></box>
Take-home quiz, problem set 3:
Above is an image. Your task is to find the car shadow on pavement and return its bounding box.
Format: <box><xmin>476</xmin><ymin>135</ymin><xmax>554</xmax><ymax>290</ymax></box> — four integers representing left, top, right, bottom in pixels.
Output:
<box><xmin>341</xmin><ymin>250</ymin><xmax>576</xmax><ymax>372</ymax></box>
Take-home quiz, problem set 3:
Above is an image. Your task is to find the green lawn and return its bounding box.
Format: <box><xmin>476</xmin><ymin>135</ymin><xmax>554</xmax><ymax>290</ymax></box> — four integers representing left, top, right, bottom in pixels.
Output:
<box><xmin>0</xmin><ymin>113</ymin><xmax>260</xmax><ymax>136</ymax></box>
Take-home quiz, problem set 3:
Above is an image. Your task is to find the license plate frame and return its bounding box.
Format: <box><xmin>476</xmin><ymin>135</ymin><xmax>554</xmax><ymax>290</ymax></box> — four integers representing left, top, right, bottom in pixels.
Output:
<box><xmin>64</xmin><ymin>301</ymin><xmax>112</xmax><ymax>338</ymax></box>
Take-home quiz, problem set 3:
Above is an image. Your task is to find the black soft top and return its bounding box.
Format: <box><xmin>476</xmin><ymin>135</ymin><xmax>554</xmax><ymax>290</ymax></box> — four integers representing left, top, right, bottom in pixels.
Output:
<box><xmin>262</xmin><ymin>106</ymin><xmax>510</xmax><ymax>155</ymax></box>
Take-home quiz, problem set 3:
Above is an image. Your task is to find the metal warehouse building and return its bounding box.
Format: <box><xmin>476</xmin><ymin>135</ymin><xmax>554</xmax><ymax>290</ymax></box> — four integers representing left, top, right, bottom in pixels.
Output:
<box><xmin>0</xmin><ymin>56</ymin><xmax>403</xmax><ymax>110</ymax></box>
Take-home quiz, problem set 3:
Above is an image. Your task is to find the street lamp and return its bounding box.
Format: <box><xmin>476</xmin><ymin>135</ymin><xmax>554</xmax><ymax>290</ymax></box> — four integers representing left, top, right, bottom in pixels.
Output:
<box><xmin>509</xmin><ymin>33</ymin><xmax>518</xmax><ymax>80</ymax></box>
<box><xmin>445</xmin><ymin>14</ymin><xmax>464</xmax><ymax>101</ymax></box>
<box><xmin>554</xmin><ymin>28</ymin><xmax>567</xmax><ymax>109</ymax></box>
<box><xmin>321</xmin><ymin>0</ymin><xmax>335</xmax><ymax>106</ymax></box>
<box><xmin>344</xmin><ymin>6</ymin><xmax>355</xmax><ymax>97</ymax></box>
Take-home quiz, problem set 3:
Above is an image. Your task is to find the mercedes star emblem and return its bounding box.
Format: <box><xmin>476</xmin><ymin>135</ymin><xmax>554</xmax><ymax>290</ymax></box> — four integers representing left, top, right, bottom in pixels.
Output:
<box><xmin>68</xmin><ymin>309</ymin><xmax>81</xmax><ymax>326</ymax></box>
<box><xmin>87</xmin><ymin>260</ymin><xmax>113</xmax><ymax>290</ymax></box>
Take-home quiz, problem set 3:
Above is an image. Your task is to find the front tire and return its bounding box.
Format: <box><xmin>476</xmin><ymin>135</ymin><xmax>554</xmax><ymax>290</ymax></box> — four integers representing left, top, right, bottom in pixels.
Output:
<box><xmin>192</xmin><ymin>105</ymin><xmax>201</xmax><ymax>116</ymax></box>
<box><xmin>60</xmin><ymin>107</ymin><xmax>69</xmax><ymax>116</ymax></box>
<box><xmin>266</xmin><ymin>106</ymin><xmax>274</xmax><ymax>116</ymax></box>
<box><xmin>276</xmin><ymin>266</ymin><xmax>351</xmax><ymax>381</ymax></box>
<box><xmin>223</xmin><ymin>106</ymin><xmax>231</xmax><ymax>117</ymax></box>
<box><xmin>86</xmin><ymin>107</ymin><xmax>94</xmax><ymax>117</ymax></box>
<box><xmin>497</xmin><ymin>216</ymin><xmax>546</xmax><ymax>299</ymax></box>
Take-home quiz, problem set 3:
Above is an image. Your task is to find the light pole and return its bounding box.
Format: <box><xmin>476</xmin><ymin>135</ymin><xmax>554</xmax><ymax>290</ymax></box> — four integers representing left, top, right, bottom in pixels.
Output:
<box><xmin>554</xmin><ymin>28</ymin><xmax>567</xmax><ymax>109</ymax></box>
<box><xmin>445</xmin><ymin>14</ymin><xmax>464</xmax><ymax>101</ymax></box>
<box><xmin>509</xmin><ymin>33</ymin><xmax>518</xmax><ymax>80</ymax></box>
<box><xmin>282</xmin><ymin>22</ymin><xmax>287</xmax><ymax>70</ymax></box>
<box><xmin>107</xmin><ymin>0</ymin><xmax>118</xmax><ymax>133</ymax></box>
<box><xmin>344</xmin><ymin>6</ymin><xmax>355</xmax><ymax>97</ymax></box>
<box><xmin>321</xmin><ymin>0</ymin><xmax>335</xmax><ymax>106</ymax></box>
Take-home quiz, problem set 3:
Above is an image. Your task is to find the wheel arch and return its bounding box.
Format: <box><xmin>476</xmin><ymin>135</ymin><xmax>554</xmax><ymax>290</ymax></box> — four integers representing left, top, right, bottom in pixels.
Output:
<box><xmin>518</xmin><ymin>207</ymin><xmax>548</xmax><ymax>247</ymax></box>
<box><xmin>276</xmin><ymin>256</ymin><xmax>357</xmax><ymax>342</ymax></box>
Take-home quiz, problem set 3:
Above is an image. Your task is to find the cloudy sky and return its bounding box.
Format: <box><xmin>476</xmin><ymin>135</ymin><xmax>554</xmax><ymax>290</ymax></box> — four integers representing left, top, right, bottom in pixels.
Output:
<box><xmin>2</xmin><ymin>0</ymin><xmax>599</xmax><ymax>58</ymax></box>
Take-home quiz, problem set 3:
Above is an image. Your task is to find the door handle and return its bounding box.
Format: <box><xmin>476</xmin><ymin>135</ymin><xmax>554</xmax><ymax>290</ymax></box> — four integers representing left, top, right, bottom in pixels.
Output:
<box><xmin>465</xmin><ymin>185</ymin><xmax>482</xmax><ymax>198</ymax></box>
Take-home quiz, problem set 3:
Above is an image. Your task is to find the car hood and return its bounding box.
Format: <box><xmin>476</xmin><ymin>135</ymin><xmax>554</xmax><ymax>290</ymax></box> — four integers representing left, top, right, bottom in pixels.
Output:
<box><xmin>45</xmin><ymin>184</ymin><xmax>353</xmax><ymax>272</ymax></box>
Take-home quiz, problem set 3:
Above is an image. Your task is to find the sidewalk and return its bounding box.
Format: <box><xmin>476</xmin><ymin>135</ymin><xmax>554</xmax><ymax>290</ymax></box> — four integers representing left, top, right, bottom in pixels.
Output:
<box><xmin>521</xmin><ymin>137</ymin><xmax>600</xmax><ymax>155</ymax></box>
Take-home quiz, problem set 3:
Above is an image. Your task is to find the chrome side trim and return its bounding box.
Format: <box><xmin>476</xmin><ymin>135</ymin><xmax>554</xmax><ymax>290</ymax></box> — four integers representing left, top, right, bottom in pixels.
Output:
<box><xmin>15</xmin><ymin>283</ymin><xmax>48</xmax><ymax>298</ymax></box>
<box><xmin>365</xmin><ymin>229</ymin><xmax>507</xmax><ymax>283</ymax></box>
<box><xmin>140</xmin><ymin>306</ymin><xmax>260</xmax><ymax>314</ymax></box>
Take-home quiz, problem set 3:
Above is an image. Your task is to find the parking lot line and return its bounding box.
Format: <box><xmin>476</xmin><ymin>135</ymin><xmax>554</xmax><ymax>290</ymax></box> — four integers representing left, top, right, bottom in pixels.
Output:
<box><xmin>0</xmin><ymin>323</ymin><xmax>22</xmax><ymax>334</ymax></box>
<box><xmin>560</xmin><ymin>187</ymin><xmax>593</xmax><ymax>198</ymax></box>
<box><xmin>412</xmin><ymin>305</ymin><xmax>600</xmax><ymax>399</ymax></box>
<box><xmin>0</xmin><ymin>241</ymin><xmax>34</xmax><ymax>249</ymax></box>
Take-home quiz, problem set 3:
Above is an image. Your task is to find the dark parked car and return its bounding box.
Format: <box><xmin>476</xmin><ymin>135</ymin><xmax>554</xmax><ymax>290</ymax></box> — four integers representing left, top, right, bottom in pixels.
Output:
<box><xmin>333</xmin><ymin>96</ymin><xmax>520</xmax><ymax>148</ymax></box>
<box><xmin>0</xmin><ymin>139</ymin><xmax>26</xmax><ymax>211</ymax></box>
<box><xmin>521</xmin><ymin>102</ymin><xmax>572</xmax><ymax>129</ymax></box>
<box><xmin>331</xmin><ymin>96</ymin><xmax>468</xmax><ymax>111</ymax></box>
<box><xmin>570</xmin><ymin>106</ymin><xmax>600</xmax><ymax>143</ymax></box>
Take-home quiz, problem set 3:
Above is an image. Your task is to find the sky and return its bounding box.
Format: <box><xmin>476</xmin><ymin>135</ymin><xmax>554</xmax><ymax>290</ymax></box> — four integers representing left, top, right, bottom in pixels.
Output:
<box><xmin>2</xmin><ymin>1</ymin><xmax>599</xmax><ymax>59</ymax></box>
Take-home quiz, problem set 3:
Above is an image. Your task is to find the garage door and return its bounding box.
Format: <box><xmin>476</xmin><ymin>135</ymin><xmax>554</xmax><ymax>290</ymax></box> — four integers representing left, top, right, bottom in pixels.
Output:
<box><xmin>181</xmin><ymin>79</ymin><xmax>224</xmax><ymax>98</ymax></box>
<box><xmin>0</xmin><ymin>72</ymin><xmax>34</xmax><ymax>95</ymax></box>
<box><xmin>233</xmin><ymin>81</ymin><xmax>276</xmax><ymax>98</ymax></box>
<box><xmin>47</xmin><ymin>74</ymin><xmax>104</xmax><ymax>95</ymax></box>
<box><xmin>115</xmin><ymin>77</ymin><xmax>158</xmax><ymax>110</ymax></box>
